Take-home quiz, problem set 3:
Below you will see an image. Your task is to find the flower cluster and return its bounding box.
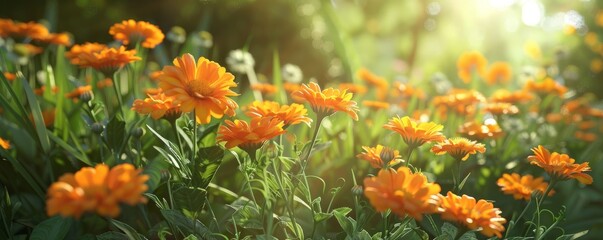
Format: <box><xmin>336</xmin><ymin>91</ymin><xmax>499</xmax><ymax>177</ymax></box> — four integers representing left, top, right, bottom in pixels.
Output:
<box><xmin>46</xmin><ymin>164</ymin><xmax>148</xmax><ymax>218</ymax></box>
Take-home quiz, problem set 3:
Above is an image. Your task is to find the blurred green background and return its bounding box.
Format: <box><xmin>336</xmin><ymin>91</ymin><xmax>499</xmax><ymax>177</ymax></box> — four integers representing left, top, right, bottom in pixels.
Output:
<box><xmin>2</xmin><ymin>0</ymin><xmax>602</xmax><ymax>96</ymax></box>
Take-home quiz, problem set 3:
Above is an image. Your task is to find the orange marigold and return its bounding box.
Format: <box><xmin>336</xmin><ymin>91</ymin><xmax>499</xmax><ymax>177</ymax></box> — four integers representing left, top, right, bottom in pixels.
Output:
<box><xmin>457</xmin><ymin>51</ymin><xmax>487</xmax><ymax>83</ymax></box>
<box><xmin>338</xmin><ymin>83</ymin><xmax>367</xmax><ymax>94</ymax></box>
<box><xmin>75</xmin><ymin>46</ymin><xmax>141</xmax><ymax>76</ymax></box>
<box><xmin>292</xmin><ymin>82</ymin><xmax>359</xmax><ymax>120</ymax></box>
<box><xmin>490</xmin><ymin>89</ymin><xmax>533</xmax><ymax>104</ymax></box>
<box><xmin>0</xmin><ymin>18</ymin><xmax>15</xmax><ymax>37</ymax></box>
<box><xmin>65</xmin><ymin>85</ymin><xmax>93</xmax><ymax>102</ymax></box>
<box><xmin>575</xmin><ymin>131</ymin><xmax>597</xmax><ymax>142</ymax></box>
<box><xmin>357</xmin><ymin>145</ymin><xmax>403</xmax><ymax>168</ymax></box>
<box><xmin>363</xmin><ymin>167</ymin><xmax>441</xmax><ymax>220</ymax></box>
<box><xmin>484</xmin><ymin>102</ymin><xmax>519</xmax><ymax>115</ymax></box>
<box><xmin>497</xmin><ymin>173</ymin><xmax>553</xmax><ymax>201</ymax></box>
<box><xmin>433</xmin><ymin>89</ymin><xmax>485</xmax><ymax>115</ymax></box>
<box><xmin>0</xmin><ymin>137</ymin><xmax>10</xmax><ymax>150</ymax></box>
<box><xmin>96</xmin><ymin>78</ymin><xmax>113</xmax><ymax>89</ymax></box>
<box><xmin>245</xmin><ymin>101</ymin><xmax>312</xmax><ymax>128</ymax></box>
<box><xmin>109</xmin><ymin>19</ymin><xmax>165</xmax><ymax>48</ymax></box>
<box><xmin>527</xmin><ymin>145</ymin><xmax>593</xmax><ymax>184</ymax></box>
<box><xmin>251</xmin><ymin>83</ymin><xmax>278</xmax><ymax>95</ymax></box>
<box><xmin>217</xmin><ymin>117</ymin><xmax>285</xmax><ymax>151</ymax></box>
<box><xmin>438</xmin><ymin>192</ymin><xmax>506</xmax><ymax>238</ymax></box>
<box><xmin>3</xmin><ymin>72</ymin><xmax>16</xmax><ymax>81</ymax></box>
<box><xmin>132</xmin><ymin>93</ymin><xmax>181</xmax><ymax>120</ymax></box>
<box><xmin>46</xmin><ymin>163</ymin><xmax>149</xmax><ymax>218</ymax></box>
<box><xmin>458</xmin><ymin>120</ymin><xmax>503</xmax><ymax>140</ymax></box>
<box><xmin>8</xmin><ymin>21</ymin><xmax>49</xmax><ymax>40</ymax></box>
<box><xmin>284</xmin><ymin>82</ymin><xmax>302</xmax><ymax>94</ymax></box>
<box><xmin>485</xmin><ymin>62</ymin><xmax>512</xmax><ymax>85</ymax></box>
<box><xmin>431</xmin><ymin>137</ymin><xmax>486</xmax><ymax>161</ymax></box>
<box><xmin>392</xmin><ymin>81</ymin><xmax>426</xmax><ymax>100</ymax></box>
<box><xmin>66</xmin><ymin>42</ymin><xmax>108</xmax><ymax>65</ymax></box>
<box><xmin>524</xmin><ymin>78</ymin><xmax>568</xmax><ymax>96</ymax></box>
<box><xmin>384</xmin><ymin>116</ymin><xmax>445</xmax><ymax>148</ymax></box>
<box><xmin>37</xmin><ymin>32</ymin><xmax>72</xmax><ymax>46</ymax></box>
<box><xmin>158</xmin><ymin>53</ymin><xmax>239</xmax><ymax>124</ymax></box>
<box><xmin>357</xmin><ymin>68</ymin><xmax>388</xmax><ymax>100</ymax></box>
<box><xmin>362</xmin><ymin>100</ymin><xmax>390</xmax><ymax>110</ymax></box>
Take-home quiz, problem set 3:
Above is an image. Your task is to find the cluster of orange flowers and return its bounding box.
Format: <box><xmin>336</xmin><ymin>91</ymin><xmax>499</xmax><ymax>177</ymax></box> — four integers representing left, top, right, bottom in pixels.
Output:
<box><xmin>46</xmin><ymin>164</ymin><xmax>149</xmax><ymax>218</ymax></box>
<box><xmin>546</xmin><ymin>96</ymin><xmax>603</xmax><ymax>142</ymax></box>
<box><xmin>364</xmin><ymin>167</ymin><xmax>507</xmax><ymax>238</ymax></box>
<box><xmin>456</xmin><ymin>51</ymin><xmax>513</xmax><ymax>85</ymax></box>
<box><xmin>0</xmin><ymin>18</ymin><xmax>71</xmax><ymax>46</ymax></box>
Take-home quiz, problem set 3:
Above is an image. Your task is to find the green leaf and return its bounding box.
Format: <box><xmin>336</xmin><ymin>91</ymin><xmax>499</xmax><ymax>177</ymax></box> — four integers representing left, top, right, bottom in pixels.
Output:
<box><xmin>161</xmin><ymin>209</ymin><xmax>216</xmax><ymax>239</ymax></box>
<box><xmin>21</xmin><ymin>77</ymin><xmax>50</xmax><ymax>153</ymax></box>
<box><xmin>148</xmin><ymin>125</ymin><xmax>191</xmax><ymax>177</ymax></box>
<box><xmin>195</xmin><ymin>145</ymin><xmax>225</xmax><ymax>189</ymax></box>
<box><xmin>97</xmin><ymin>232</ymin><xmax>130</xmax><ymax>240</ymax></box>
<box><xmin>172</xmin><ymin>185</ymin><xmax>207</xmax><ymax>213</ymax></box>
<box><xmin>441</xmin><ymin>222</ymin><xmax>457</xmax><ymax>238</ymax></box>
<box><xmin>30</xmin><ymin>216</ymin><xmax>72</xmax><ymax>240</ymax></box>
<box><xmin>458</xmin><ymin>172</ymin><xmax>471</xmax><ymax>192</ymax></box>
<box><xmin>48</xmin><ymin>132</ymin><xmax>92</xmax><ymax>166</ymax></box>
<box><xmin>313</xmin><ymin>212</ymin><xmax>332</xmax><ymax>223</ymax></box>
<box><xmin>333</xmin><ymin>208</ymin><xmax>356</xmax><ymax>237</ymax></box>
<box><xmin>106</xmin><ymin>116</ymin><xmax>126</xmax><ymax>155</ymax></box>
<box><xmin>143</xmin><ymin>158</ymin><xmax>171</xmax><ymax>192</ymax></box>
<box><xmin>272</xmin><ymin>49</ymin><xmax>286</xmax><ymax>104</ymax></box>
<box><xmin>228</xmin><ymin>198</ymin><xmax>263</xmax><ymax>230</ymax></box>
<box><xmin>0</xmin><ymin>117</ymin><xmax>36</xmax><ymax>158</ymax></box>
<box><xmin>556</xmin><ymin>230</ymin><xmax>588</xmax><ymax>240</ymax></box>
<box><xmin>109</xmin><ymin>219</ymin><xmax>147</xmax><ymax>240</ymax></box>
<box><xmin>52</xmin><ymin>46</ymin><xmax>69</xmax><ymax>140</ymax></box>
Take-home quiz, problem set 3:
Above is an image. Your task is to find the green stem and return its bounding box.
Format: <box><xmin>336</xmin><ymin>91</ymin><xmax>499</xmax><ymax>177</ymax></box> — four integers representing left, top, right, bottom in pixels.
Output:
<box><xmin>405</xmin><ymin>147</ymin><xmax>415</xmax><ymax>167</ymax></box>
<box><xmin>381</xmin><ymin>211</ymin><xmax>390</xmax><ymax>238</ymax></box>
<box><xmin>111</xmin><ymin>71</ymin><xmax>125</xmax><ymax>117</ymax></box>
<box><xmin>272</xmin><ymin>159</ymin><xmax>301</xmax><ymax>238</ymax></box>
<box><xmin>537</xmin><ymin>178</ymin><xmax>556</xmax><ymax>207</ymax></box>
<box><xmin>300</xmin><ymin>115</ymin><xmax>325</xmax><ymax>239</ymax></box>
<box><xmin>171</xmin><ymin>120</ymin><xmax>184</xmax><ymax>155</ymax></box>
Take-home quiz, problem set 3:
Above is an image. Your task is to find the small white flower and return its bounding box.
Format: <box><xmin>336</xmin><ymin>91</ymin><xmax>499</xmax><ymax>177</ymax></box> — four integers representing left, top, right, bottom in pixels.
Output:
<box><xmin>166</xmin><ymin>26</ymin><xmax>186</xmax><ymax>44</ymax></box>
<box><xmin>281</xmin><ymin>63</ymin><xmax>303</xmax><ymax>83</ymax></box>
<box><xmin>226</xmin><ymin>49</ymin><xmax>255</xmax><ymax>74</ymax></box>
<box><xmin>192</xmin><ymin>31</ymin><xmax>213</xmax><ymax>48</ymax></box>
<box><xmin>431</xmin><ymin>72</ymin><xmax>452</xmax><ymax>94</ymax></box>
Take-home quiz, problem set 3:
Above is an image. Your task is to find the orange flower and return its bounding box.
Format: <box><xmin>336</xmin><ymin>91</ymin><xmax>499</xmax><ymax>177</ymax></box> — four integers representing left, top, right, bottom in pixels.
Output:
<box><xmin>292</xmin><ymin>82</ymin><xmax>359</xmax><ymax>120</ymax></box>
<box><xmin>338</xmin><ymin>83</ymin><xmax>367</xmax><ymax>94</ymax></box>
<box><xmin>457</xmin><ymin>51</ymin><xmax>487</xmax><ymax>83</ymax></box>
<box><xmin>7</xmin><ymin>21</ymin><xmax>49</xmax><ymax>40</ymax></box>
<box><xmin>524</xmin><ymin>78</ymin><xmax>567</xmax><ymax>96</ymax></box>
<box><xmin>46</xmin><ymin>163</ymin><xmax>149</xmax><ymax>218</ymax></box>
<box><xmin>37</xmin><ymin>32</ymin><xmax>72</xmax><ymax>46</ymax></box>
<box><xmin>362</xmin><ymin>100</ymin><xmax>390</xmax><ymax>110</ymax></box>
<box><xmin>109</xmin><ymin>19</ymin><xmax>164</xmax><ymax>48</ymax></box>
<box><xmin>3</xmin><ymin>72</ymin><xmax>16</xmax><ymax>81</ymax></box>
<box><xmin>245</xmin><ymin>101</ymin><xmax>312</xmax><ymax>128</ymax></box>
<box><xmin>284</xmin><ymin>83</ymin><xmax>302</xmax><ymax>94</ymax></box>
<box><xmin>96</xmin><ymin>78</ymin><xmax>113</xmax><ymax>89</ymax></box>
<box><xmin>251</xmin><ymin>83</ymin><xmax>278</xmax><ymax>95</ymax></box>
<box><xmin>485</xmin><ymin>62</ymin><xmax>512</xmax><ymax>85</ymax></box>
<box><xmin>30</xmin><ymin>108</ymin><xmax>56</xmax><ymax>127</ymax></box>
<box><xmin>363</xmin><ymin>167</ymin><xmax>441</xmax><ymax>220</ymax></box>
<box><xmin>14</xmin><ymin>43</ymin><xmax>43</xmax><ymax>56</ymax></box>
<box><xmin>66</xmin><ymin>42</ymin><xmax>108</xmax><ymax>65</ymax></box>
<box><xmin>484</xmin><ymin>102</ymin><xmax>519</xmax><ymax>115</ymax></box>
<box><xmin>490</xmin><ymin>89</ymin><xmax>533</xmax><ymax>104</ymax></box>
<box><xmin>458</xmin><ymin>120</ymin><xmax>503</xmax><ymax>140</ymax></box>
<box><xmin>34</xmin><ymin>86</ymin><xmax>59</xmax><ymax>96</ymax></box>
<box><xmin>158</xmin><ymin>54</ymin><xmax>239</xmax><ymax>124</ymax></box>
<box><xmin>0</xmin><ymin>18</ymin><xmax>15</xmax><ymax>37</ymax></box>
<box><xmin>527</xmin><ymin>145</ymin><xmax>592</xmax><ymax>184</ymax></box>
<box><xmin>391</xmin><ymin>81</ymin><xmax>425</xmax><ymax>100</ymax></box>
<box><xmin>384</xmin><ymin>116</ymin><xmax>445</xmax><ymax>148</ymax></box>
<box><xmin>357</xmin><ymin>68</ymin><xmax>388</xmax><ymax>100</ymax></box>
<box><xmin>144</xmin><ymin>87</ymin><xmax>163</xmax><ymax>95</ymax></box>
<box><xmin>357</xmin><ymin>145</ymin><xmax>402</xmax><ymax>168</ymax></box>
<box><xmin>132</xmin><ymin>93</ymin><xmax>181</xmax><ymax>120</ymax></box>
<box><xmin>575</xmin><ymin>131</ymin><xmax>597</xmax><ymax>142</ymax></box>
<box><xmin>65</xmin><ymin>85</ymin><xmax>93</xmax><ymax>102</ymax></box>
<box><xmin>149</xmin><ymin>70</ymin><xmax>163</xmax><ymax>81</ymax></box>
<box><xmin>0</xmin><ymin>137</ymin><xmax>10</xmax><ymax>150</ymax></box>
<box><xmin>497</xmin><ymin>173</ymin><xmax>553</xmax><ymax>201</ymax></box>
<box><xmin>437</xmin><ymin>192</ymin><xmax>506</xmax><ymax>238</ymax></box>
<box><xmin>217</xmin><ymin>117</ymin><xmax>285</xmax><ymax>151</ymax></box>
<box><xmin>431</xmin><ymin>137</ymin><xmax>485</xmax><ymax>161</ymax></box>
<box><xmin>433</xmin><ymin>89</ymin><xmax>485</xmax><ymax>115</ymax></box>
<box><xmin>74</xmin><ymin>46</ymin><xmax>141</xmax><ymax>76</ymax></box>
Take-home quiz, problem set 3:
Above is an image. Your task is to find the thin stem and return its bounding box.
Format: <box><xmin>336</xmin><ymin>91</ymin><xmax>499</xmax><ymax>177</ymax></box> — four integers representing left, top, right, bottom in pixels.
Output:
<box><xmin>381</xmin><ymin>211</ymin><xmax>390</xmax><ymax>239</ymax></box>
<box><xmin>111</xmin><ymin>71</ymin><xmax>125</xmax><ymax>117</ymax></box>
<box><xmin>302</xmin><ymin>116</ymin><xmax>325</xmax><ymax>171</ymax></box>
<box><xmin>537</xmin><ymin>178</ymin><xmax>556</xmax><ymax>207</ymax></box>
<box><xmin>272</xmin><ymin>158</ymin><xmax>301</xmax><ymax>238</ymax></box>
<box><xmin>171</xmin><ymin>120</ymin><xmax>184</xmax><ymax>155</ymax></box>
<box><xmin>191</xmin><ymin>110</ymin><xmax>198</xmax><ymax>184</ymax></box>
<box><xmin>405</xmin><ymin>147</ymin><xmax>415</xmax><ymax>167</ymax></box>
